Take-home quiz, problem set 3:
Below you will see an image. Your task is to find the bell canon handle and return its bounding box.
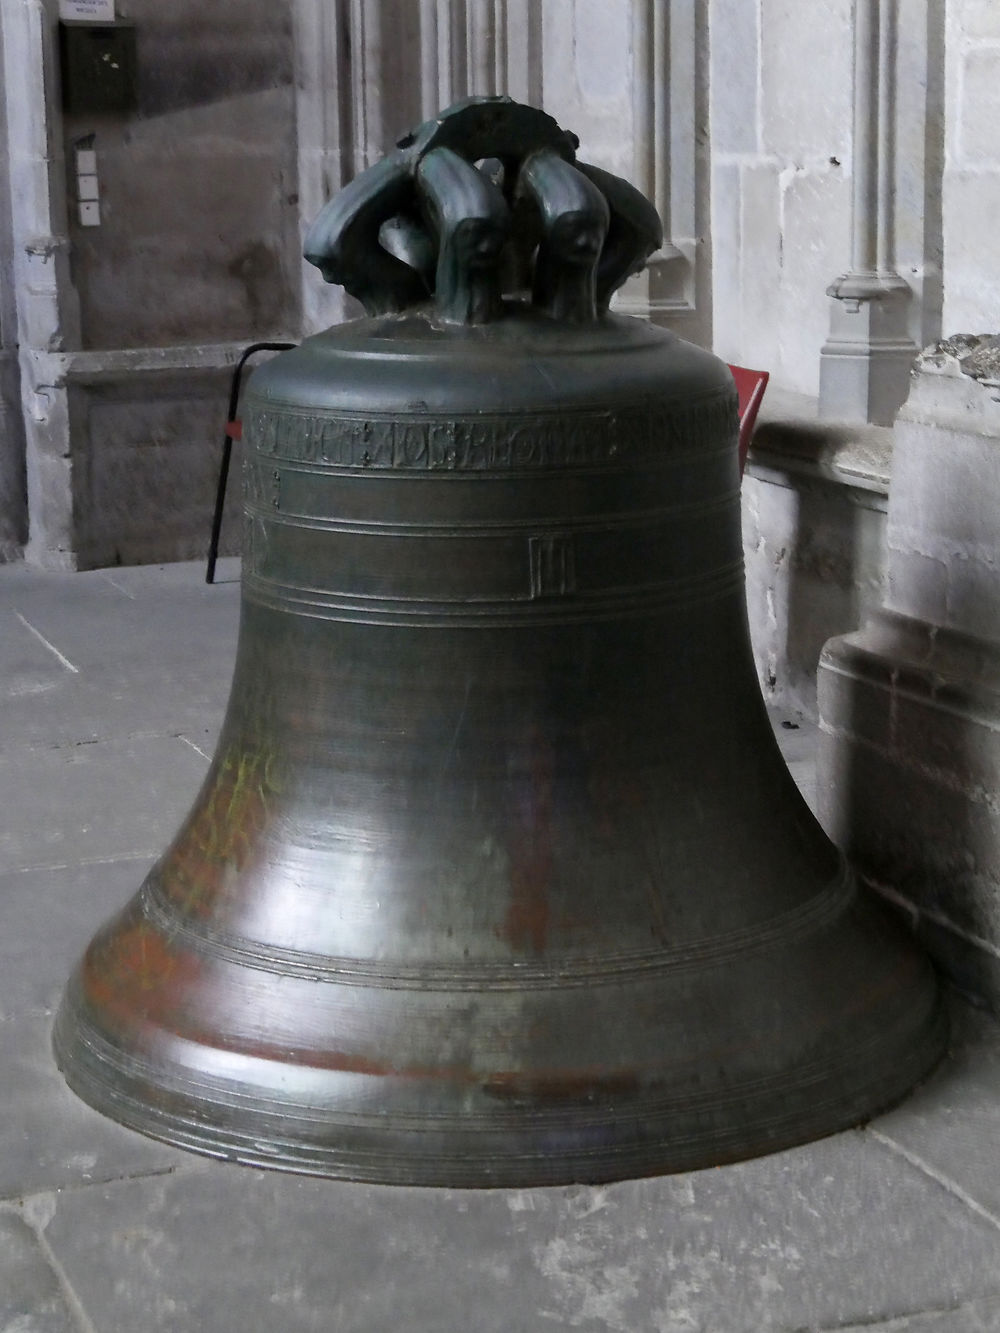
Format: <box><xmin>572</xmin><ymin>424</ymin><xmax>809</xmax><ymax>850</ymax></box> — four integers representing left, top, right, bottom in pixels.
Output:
<box><xmin>303</xmin><ymin>96</ymin><xmax>663</xmax><ymax>325</ymax></box>
<box><xmin>415</xmin><ymin>147</ymin><xmax>509</xmax><ymax>325</ymax></box>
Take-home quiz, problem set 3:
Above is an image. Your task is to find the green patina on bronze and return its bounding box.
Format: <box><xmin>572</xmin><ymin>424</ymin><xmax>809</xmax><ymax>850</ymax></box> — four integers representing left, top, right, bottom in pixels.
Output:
<box><xmin>54</xmin><ymin>97</ymin><xmax>946</xmax><ymax>1188</ymax></box>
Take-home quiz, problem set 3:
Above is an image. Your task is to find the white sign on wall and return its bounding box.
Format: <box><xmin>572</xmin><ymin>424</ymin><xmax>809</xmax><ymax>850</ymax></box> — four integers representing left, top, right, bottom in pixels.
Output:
<box><xmin>59</xmin><ymin>0</ymin><xmax>115</xmax><ymax>20</ymax></box>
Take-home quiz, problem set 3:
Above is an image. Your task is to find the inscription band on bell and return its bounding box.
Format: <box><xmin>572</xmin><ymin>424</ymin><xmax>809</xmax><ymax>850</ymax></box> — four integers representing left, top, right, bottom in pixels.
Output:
<box><xmin>245</xmin><ymin>395</ymin><xmax>736</xmax><ymax>473</ymax></box>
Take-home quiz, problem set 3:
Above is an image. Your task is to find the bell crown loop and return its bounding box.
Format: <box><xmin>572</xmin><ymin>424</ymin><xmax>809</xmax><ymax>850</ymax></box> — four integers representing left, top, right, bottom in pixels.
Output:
<box><xmin>303</xmin><ymin>96</ymin><xmax>663</xmax><ymax>325</ymax></box>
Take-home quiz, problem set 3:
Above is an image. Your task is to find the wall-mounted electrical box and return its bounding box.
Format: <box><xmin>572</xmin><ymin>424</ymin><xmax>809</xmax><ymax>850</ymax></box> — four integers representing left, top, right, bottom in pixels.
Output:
<box><xmin>59</xmin><ymin>21</ymin><xmax>137</xmax><ymax>114</ymax></box>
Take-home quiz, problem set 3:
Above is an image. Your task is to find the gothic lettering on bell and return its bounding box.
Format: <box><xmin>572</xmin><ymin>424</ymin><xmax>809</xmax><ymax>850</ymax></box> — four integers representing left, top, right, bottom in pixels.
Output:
<box><xmin>480</xmin><ymin>420</ymin><xmax>512</xmax><ymax>469</ymax></box>
<box><xmin>510</xmin><ymin>425</ymin><xmax>537</xmax><ymax>466</ymax></box>
<box><xmin>451</xmin><ymin>420</ymin><xmax>488</xmax><ymax>469</ymax></box>
<box><xmin>298</xmin><ymin>415</ymin><xmax>321</xmax><ymax>463</ymax></box>
<box><xmin>246</xmin><ymin>397</ymin><xmax>733</xmax><ymax>472</ymax></box>
<box><xmin>247</xmin><ymin>408</ymin><xmax>278</xmax><ymax>458</ymax></box>
<box><xmin>320</xmin><ymin>419</ymin><xmax>343</xmax><ymax>464</ymax></box>
<box><xmin>427</xmin><ymin>421</ymin><xmax>457</xmax><ymax>468</ymax></box>
<box><xmin>243</xmin><ymin>459</ymin><xmax>264</xmax><ymax>507</ymax></box>
<box><xmin>393</xmin><ymin>422</ymin><xmax>429</xmax><ymax>468</ymax></box>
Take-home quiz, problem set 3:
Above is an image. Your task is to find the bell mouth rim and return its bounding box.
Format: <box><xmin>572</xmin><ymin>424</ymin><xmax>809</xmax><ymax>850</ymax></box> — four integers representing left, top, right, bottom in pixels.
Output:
<box><xmin>53</xmin><ymin>978</ymin><xmax>948</xmax><ymax>1188</ymax></box>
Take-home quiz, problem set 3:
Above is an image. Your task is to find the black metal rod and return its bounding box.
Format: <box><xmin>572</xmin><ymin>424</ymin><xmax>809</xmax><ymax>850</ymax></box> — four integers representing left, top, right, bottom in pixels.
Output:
<box><xmin>206</xmin><ymin>342</ymin><xmax>297</xmax><ymax>584</ymax></box>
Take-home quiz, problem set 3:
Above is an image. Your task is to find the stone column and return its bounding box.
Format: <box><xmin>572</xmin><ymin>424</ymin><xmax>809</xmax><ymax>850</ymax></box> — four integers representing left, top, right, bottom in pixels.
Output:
<box><xmin>818</xmin><ymin>0</ymin><xmax>920</xmax><ymax>425</ymax></box>
<box><xmin>418</xmin><ymin>0</ymin><xmax>526</xmax><ymax>114</ymax></box>
<box><xmin>465</xmin><ymin>0</ymin><xmax>506</xmax><ymax>96</ymax></box>
<box><xmin>294</xmin><ymin>0</ymin><xmax>353</xmax><ymax>333</ymax></box>
<box><xmin>349</xmin><ymin>0</ymin><xmax>387</xmax><ymax>171</ymax></box>
<box><xmin>614</xmin><ymin>0</ymin><xmax>709</xmax><ymax>344</ymax></box>
<box><xmin>297</xmin><ymin>0</ymin><xmax>421</xmax><ymax>332</ymax></box>
<box><xmin>0</xmin><ymin>5</ymin><xmax>27</xmax><ymax>559</ymax></box>
<box><xmin>1</xmin><ymin>0</ymin><xmax>81</xmax><ymax>568</ymax></box>
<box><xmin>419</xmin><ymin>0</ymin><xmax>449</xmax><ymax>117</ymax></box>
<box><xmin>817</xmin><ymin>337</ymin><xmax>1000</xmax><ymax>1006</ymax></box>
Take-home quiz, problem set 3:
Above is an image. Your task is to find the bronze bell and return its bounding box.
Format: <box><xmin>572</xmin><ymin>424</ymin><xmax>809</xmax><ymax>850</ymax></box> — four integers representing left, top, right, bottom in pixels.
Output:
<box><xmin>54</xmin><ymin>99</ymin><xmax>946</xmax><ymax>1187</ymax></box>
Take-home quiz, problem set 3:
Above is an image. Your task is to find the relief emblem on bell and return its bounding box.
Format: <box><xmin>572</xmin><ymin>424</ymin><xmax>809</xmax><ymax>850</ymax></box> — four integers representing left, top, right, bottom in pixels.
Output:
<box><xmin>54</xmin><ymin>97</ymin><xmax>946</xmax><ymax>1187</ymax></box>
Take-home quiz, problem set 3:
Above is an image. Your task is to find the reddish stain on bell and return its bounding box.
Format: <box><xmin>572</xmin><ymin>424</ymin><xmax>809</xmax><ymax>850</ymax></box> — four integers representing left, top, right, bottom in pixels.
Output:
<box><xmin>502</xmin><ymin>728</ymin><xmax>554</xmax><ymax>954</ymax></box>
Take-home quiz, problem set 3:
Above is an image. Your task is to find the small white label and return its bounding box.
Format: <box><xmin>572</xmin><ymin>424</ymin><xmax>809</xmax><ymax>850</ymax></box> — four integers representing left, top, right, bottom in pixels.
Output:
<box><xmin>60</xmin><ymin>0</ymin><xmax>115</xmax><ymax>19</ymax></box>
<box><xmin>77</xmin><ymin>174</ymin><xmax>100</xmax><ymax>201</ymax></box>
<box><xmin>79</xmin><ymin>200</ymin><xmax>101</xmax><ymax>227</ymax></box>
<box><xmin>76</xmin><ymin>149</ymin><xmax>97</xmax><ymax>174</ymax></box>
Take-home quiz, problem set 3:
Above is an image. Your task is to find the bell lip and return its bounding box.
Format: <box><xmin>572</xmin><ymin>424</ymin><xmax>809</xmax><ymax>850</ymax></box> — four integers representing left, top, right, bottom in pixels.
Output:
<box><xmin>52</xmin><ymin>963</ymin><xmax>949</xmax><ymax>1189</ymax></box>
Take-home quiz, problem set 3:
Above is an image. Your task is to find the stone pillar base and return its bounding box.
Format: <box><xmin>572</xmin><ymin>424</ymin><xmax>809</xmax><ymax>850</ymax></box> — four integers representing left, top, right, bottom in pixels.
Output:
<box><xmin>819</xmin><ymin>285</ymin><xmax>917</xmax><ymax>426</ymax></box>
<box><xmin>613</xmin><ymin>247</ymin><xmax>694</xmax><ymax>318</ymax></box>
<box><xmin>818</xmin><ymin>609</ymin><xmax>1000</xmax><ymax>1006</ymax></box>
<box><xmin>818</xmin><ymin>336</ymin><xmax>1000</xmax><ymax>1008</ymax></box>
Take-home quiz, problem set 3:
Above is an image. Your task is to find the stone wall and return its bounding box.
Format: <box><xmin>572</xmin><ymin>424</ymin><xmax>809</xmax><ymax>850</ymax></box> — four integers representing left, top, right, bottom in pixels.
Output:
<box><xmin>58</xmin><ymin>0</ymin><xmax>299</xmax><ymax>568</ymax></box>
<box><xmin>818</xmin><ymin>343</ymin><xmax>1000</xmax><ymax>1008</ymax></box>
<box><xmin>709</xmin><ymin>0</ymin><xmax>854</xmax><ymax>397</ymax></box>
<box><xmin>815</xmin><ymin>0</ymin><xmax>1000</xmax><ymax>1009</ymax></box>
<box><xmin>0</xmin><ymin>10</ymin><xmax>27</xmax><ymax>560</ymax></box>
<box><xmin>709</xmin><ymin>0</ymin><xmax>949</xmax><ymax>705</ymax></box>
<box><xmin>943</xmin><ymin>0</ymin><xmax>1000</xmax><ymax>335</ymax></box>
<box><xmin>0</xmin><ymin>0</ymin><xmax>298</xmax><ymax>570</ymax></box>
<box><xmin>710</xmin><ymin>0</ymin><xmax>944</xmax><ymax>403</ymax></box>
<box><xmin>63</xmin><ymin>0</ymin><xmax>300</xmax><ymax>350</ymax></box>
<box><xmin>742</xmin><ymin>389</ymin><xmax>892</xmax><ymax>717</ymax></box>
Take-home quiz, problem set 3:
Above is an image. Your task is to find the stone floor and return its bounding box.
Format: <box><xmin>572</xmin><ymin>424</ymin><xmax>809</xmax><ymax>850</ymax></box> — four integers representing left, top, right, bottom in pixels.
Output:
<box><xmin>2</xmin><ymin>558</ymin><xmax>1000</xmax><ymax>1332</ymax></box>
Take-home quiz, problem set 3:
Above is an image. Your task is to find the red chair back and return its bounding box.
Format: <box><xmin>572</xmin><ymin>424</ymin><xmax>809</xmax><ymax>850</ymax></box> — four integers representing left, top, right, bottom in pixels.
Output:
<box><xmin>727</xmin><ymin>364</ymin><xmax>769</xmax><ymax>476</ymax></box>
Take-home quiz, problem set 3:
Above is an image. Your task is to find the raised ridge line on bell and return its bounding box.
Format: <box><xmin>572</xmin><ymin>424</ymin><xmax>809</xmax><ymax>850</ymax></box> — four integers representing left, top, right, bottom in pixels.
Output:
<box><xmin>137</xmin><ymin>860</ymin><xmax>855</xmax><ymax>990</ymax></box>
<box><xmin>241</xmin><ymin>484</ymin><xmax>741</xmax><ymax>534</ymax></box>
<box><xmin>239</xmin><ymin>561</ymin><xmax>746</xmax><ymax>626</ymax></box>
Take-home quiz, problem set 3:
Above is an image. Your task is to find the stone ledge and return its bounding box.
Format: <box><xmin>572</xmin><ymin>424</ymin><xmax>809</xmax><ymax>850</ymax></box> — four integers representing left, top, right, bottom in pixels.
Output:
<box><xmin>746</xmin><ymin>385</ymin><xmax>893</xmax><ymax>497</ymax></box>
<box><xmin>26</xmin><ymin>338</ymin><xmax>296</xmax><ymax>388</ymax></box>
<box><xmin>821</xmin><ymin>610</ymin><xmax>1000</xmax><ymax>736</ymax></box>
<box><xmin>899</xmin><ymin>337</ymin><xmax>1000</xmax><ymax>436</ymax></box>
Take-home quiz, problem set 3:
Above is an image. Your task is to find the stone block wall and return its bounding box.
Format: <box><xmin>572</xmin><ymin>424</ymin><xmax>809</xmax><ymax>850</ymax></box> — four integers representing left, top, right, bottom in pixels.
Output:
<box><xmin>0</xmin><ymin>13</ymin><xmax>26</xmax><ymax>560</ymax></box>
<box><xmin>63</xmin><ymin>360</ymin><xmax>243</xmax><ymax>569</ymax></box>
<box><xmin>818</xmin><ymin>344</ymin><xmax>1000</xmax><ymax>1008</ymax></box>
<box><xmin>56</xmin><ymin>0</ymin><xmax>299</xmax><ymax>568</ymax></box>
<box><xmin>944</xmin><ymin>0</ymin><xmax>1000</xmax><ymax>334</ymax></box>
<box><xmin>0</xmin><ymin>0</ymin><xmax>299</xmax><ymax>570</ymax></box>
<box><xmin>742</xmin><ymin>390</ymin><xmax>892</xmax><ymax>717</ymax></box>
<box><xmin>64</xmin><ymin>13</ymin><xmax>301</xmax><ymax>350</ymax></box>
<box><xmin>0</xmin><ymin>348</ymin><xmax>26</xmax><ymax>561</ymax></box>
<box><xmin>709</xmin><ymin>0</ymin><xmax>855</xmax><ymax>396</ymax></box>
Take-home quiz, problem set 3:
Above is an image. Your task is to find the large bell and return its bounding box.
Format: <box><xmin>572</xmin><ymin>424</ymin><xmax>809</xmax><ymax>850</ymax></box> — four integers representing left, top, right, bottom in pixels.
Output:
<box><xmin>55</xmin><ymin>99</ymin><xmax>946</xmax><ymax>1187</ymax></box>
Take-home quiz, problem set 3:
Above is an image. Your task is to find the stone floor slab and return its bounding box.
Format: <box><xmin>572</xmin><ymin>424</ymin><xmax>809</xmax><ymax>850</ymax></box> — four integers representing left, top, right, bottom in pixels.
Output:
<box><xmin>832</xmin><ymin>1294</ymin><xmax>1000</xmax><ymax>1332</ymax></box>
<box><xmin>0</xmin><ymin>1207</ymin><xmax>81</xmax><ymax>1333</ymax></box>
<box><xmin>0</xmin><ymin>604</ymin><xmax>76</xmax><ymax>703</ymax></box>
<box><xmin>0</xmin><ymin>562</ymin><xmax>240</xmax><ymax>665</ymax></box>
<box><xmin>0</xmin><ymin>671</ymin><xmax>231</xmax><ymax>757</ymax></box>
<box><xmin>0</xmin><ymin>857</ymin><xmax>150</xmax><ymax>1021</ymax></box>
<box><xmin>872</xmin><ymin>1000</ymin><xmax>1000</xmax><ymax>1227</ymax></box>
<box><xmin>92</xmin><ymin>558</ymin><xmax>241</xmax><ymax>593</ymax></box>
<box><xmin>0</xmin><ymin>561</ymin><xmax>238</xmax><ymax>754</ymax></box>
<box><xmin>0</xmin><ymin>734</ymin><xmax>208</xmax><ymax>874</ymax></box>
<box><xmin>769</xmin><ymin>710</ymin><xmax>819</xmax><ymax>811</ymax></box>
<box><xmin>37</xmin><ymin>1132</ymin><xmax>1000</xmax><ymax>1333</ymax></box>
